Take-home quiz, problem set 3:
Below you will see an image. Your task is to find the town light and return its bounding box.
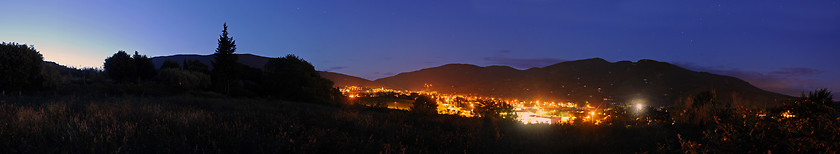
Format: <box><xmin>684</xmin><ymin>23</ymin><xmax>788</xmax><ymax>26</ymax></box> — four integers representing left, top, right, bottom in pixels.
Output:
<box><xmin>630</xmin><ymin>98</ymin><xmax>647</xmax><ymax>115</ymax></box>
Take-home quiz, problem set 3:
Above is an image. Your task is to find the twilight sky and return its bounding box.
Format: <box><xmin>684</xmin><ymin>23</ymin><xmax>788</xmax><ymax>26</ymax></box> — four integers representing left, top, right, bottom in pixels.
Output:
<box><xmin>1</xmin><ymin>0</ymin><xmax>838</xmax><ymax>96</ymax></box>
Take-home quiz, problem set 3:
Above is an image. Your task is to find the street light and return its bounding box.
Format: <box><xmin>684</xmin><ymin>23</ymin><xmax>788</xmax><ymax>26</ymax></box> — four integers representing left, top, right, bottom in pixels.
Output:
<box><xmin>630</xmin><ymin>98</ymin><xmax>647</xmax><ymax>115</ymax></box>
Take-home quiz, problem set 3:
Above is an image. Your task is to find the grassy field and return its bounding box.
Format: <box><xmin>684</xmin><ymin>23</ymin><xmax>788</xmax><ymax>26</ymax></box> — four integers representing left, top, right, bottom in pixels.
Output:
<box><xmin>348</xmin><ymin>97</ymin><xmax>414</xmax><ymax>110</ymax></box>
<box><xmin>0</xmin><ymin>95</ymin><xmax>675</xmax><ymax>153</ymax></box>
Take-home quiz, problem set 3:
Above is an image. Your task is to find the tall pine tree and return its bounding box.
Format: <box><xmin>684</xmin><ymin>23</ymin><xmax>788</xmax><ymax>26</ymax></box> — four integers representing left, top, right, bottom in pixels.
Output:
<box><xmin>211</xmin><ymin>23</ymin><xmax>240</xmax><ymax>95</ymax></box>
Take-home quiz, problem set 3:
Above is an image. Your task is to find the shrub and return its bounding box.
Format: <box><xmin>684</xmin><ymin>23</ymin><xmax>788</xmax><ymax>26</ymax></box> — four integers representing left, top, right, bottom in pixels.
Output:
<box><xmin>156</xmin><ymin>68</ymin><xmax>211</xmax><ymax>90</ymax></box>
<box><xmin>475</xmin><ymin>99</ymin><xmax>516</xmax><ymax>120</ymax></box>
<box><xmin>263</xmin><ymin>54</ymin><xmax>341</xmax><ymax>104</ymax></box>
<box><xmin>411</xmin><ymin>95</ymin><xmax>437</xmax><ymax>115</ymax></box>
<box><xmin>104</xmin><ymin>51</ymin><xmax>135</xmax><ymax>82</ymax></box>
<box><xmin>0</xmin><ymin>42</ymin><xmax>44</xmax><ymax>94</ymax></box>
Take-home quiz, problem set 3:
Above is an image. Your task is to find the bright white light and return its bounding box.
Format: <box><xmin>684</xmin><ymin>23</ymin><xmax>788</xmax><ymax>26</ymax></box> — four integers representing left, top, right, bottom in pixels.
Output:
<box><xmin>630</xmin><ymin>98</ymin><xmax>647</xmax><ymax>115</ymax></box>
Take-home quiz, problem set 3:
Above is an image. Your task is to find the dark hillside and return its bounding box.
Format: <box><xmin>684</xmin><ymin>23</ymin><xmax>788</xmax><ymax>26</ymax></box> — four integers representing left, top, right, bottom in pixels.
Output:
<box><xmin>318</xmin><ymin>71</ymin><xmax>386</xmax><ymax>88</ymax></box>
<box><xmin>152</xmin><ymin>54</ymin><xmax>374</xmax><ymax>89</ymax></box>
<box><xmin>376</xmin><ymin>58</ymin><xmax>790</xmax><ymax>107</ymax></box>
<box><xmin>151</xmin><ymin>54</ymin><xmax>269</xmax><ymax>70</ymax></box>
<box><xmin>375</xmin><ymin>64</ymin><xmax>520</xmax><ymax>93</ymax></box>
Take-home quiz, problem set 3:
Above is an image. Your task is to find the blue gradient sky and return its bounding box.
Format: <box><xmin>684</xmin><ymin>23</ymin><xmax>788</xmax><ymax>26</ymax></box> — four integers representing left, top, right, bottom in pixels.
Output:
<box><xmin>1</xmin><ymin>0</ymin><xmax>838</xmax><ymax>96</ymax></box>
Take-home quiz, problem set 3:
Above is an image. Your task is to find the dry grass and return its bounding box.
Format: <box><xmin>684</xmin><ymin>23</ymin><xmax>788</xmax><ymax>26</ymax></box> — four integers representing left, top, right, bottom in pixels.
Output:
<box><xmin>0</xmin><ymin>95</ymin><xmax>671</xmax><ymax>153</ymax></box>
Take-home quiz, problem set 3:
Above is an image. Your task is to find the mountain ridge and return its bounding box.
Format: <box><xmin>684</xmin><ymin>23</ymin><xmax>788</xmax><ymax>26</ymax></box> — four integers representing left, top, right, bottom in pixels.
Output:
<box><xmin>150</xmin><ymin>54</ymin><xmax>379</xmax><ymax>88</ymax></box>
<box><xmin>149</xmin><ymin>54</ymin><xmax>791</xmax><ymax>107</ymax></box>
<box><xmin>376</xmin><ymin>58</ymin><xmax>791</xmax><ymax>107</ymax></box>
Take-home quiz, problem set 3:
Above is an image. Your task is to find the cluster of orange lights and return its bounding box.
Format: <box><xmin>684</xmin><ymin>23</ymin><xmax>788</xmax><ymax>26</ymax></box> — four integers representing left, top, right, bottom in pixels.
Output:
<box><xmin>340</xmin><ymin>86</ymin><xmax>610</xmax><ymax>125</ymax></box>
<box><xmin>344</xmin><ymin>86</ymin><xmax>799</xmax><ymax>125</ymax></box>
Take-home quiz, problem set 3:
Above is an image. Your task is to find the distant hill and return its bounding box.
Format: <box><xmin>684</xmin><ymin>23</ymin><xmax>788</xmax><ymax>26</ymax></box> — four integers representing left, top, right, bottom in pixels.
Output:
<box><xmin>376</xmin><ymin>58</ymin><xmax>791</xmax><ymax>107</ymax></box>
<box><xmin>151</xmin><ymin>54</ymin><xmax>377</xmax><ymax>88</ymax></box>
<box><xmin>150</xmin><ymin>54</ymin><xmax>791</xmax><ymax>107</ymax></box>
<box><xmin>151</xmin><ymin>54</ymin><xmax>270</xmax><ymax>70</ymax></box>
<box><xmin>318</xmin><ymin>71</ymin><xmax>387</xmax><ymax>88</ymax></box>
<box><xmin>373</xmin><ymin>64</ymin><xmax>521</xmax><ymax>92</ymax></box>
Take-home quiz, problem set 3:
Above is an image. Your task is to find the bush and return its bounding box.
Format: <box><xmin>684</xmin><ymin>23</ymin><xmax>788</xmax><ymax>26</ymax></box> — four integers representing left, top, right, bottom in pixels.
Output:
<box><xmin>411</xmin><ymin>95</ymin><xmax>437</xmax><ymax>115</ymax></box>
<box><xmin>40</xmin><ymin>62</ymin><xmax>71</xmax><ymax>90</ymax></box>
<box><xmin>156</xmin><ymin>68</ymin><xmax>211</xmax><ymax>90</ymax></box>
<box><xmin>104</xmin><ymin>51</ymin><xmax>135</xmax><ymax>82</ymax></box>
<box><xmin>475</xmin><ymin>99</ymin><xmax>516</xmax><ymax>120</ymax></box>
<box><xmin>263</xmin><ymin>54</ymin><xmax>342</xmax><ymax>104</ymax></box>
<box><xmin>0</xmin><ymin>42</ymin><xmax>44</xmax><ymax>94</ymax></box>
<box><xmin>663</xmin><ymin>89</ymin><xmax>840</xmax><ymax>153</ymax></box>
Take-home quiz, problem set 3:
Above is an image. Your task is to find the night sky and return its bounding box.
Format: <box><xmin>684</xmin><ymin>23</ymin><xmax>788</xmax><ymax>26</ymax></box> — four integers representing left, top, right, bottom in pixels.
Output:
<box><xmin>1</xmin><ymin>0</ymin><xmax>838</xmax><ymax>96</ymax></box>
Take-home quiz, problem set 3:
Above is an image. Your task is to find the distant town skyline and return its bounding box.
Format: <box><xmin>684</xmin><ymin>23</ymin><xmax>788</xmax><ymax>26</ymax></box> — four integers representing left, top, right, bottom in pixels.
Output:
<box><xmin>1</xmin><ymin>0</ymin><xmax>838</xmax><ymax>96</ymax></box>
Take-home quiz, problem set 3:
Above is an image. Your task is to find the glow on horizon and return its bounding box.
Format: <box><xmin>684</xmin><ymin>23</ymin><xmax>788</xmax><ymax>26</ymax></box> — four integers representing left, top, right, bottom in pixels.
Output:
<box><xmin>3</xmin><ymin>33</ymin><xmax>106</xmax><ymax>68</ymax></box>
<box><xmin>3</xmin><ymin>30</ymin><xmax>120</xmax><ymax>69</ymax></box>
<box><xmin>1</xmin><ymin>9</ymin><xmax>132</xmax><ymax>68</ymax></box>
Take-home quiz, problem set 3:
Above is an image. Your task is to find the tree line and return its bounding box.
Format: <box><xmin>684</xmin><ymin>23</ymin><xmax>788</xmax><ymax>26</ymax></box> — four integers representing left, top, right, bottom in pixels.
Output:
<box><xmin>1</xmin><ymin>23</ymin><xmax>343</xmax><ymax>105</ymax></box>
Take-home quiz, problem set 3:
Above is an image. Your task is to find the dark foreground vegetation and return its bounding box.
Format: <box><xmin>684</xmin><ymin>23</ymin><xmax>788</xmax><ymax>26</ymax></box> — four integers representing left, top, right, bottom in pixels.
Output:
<box><xmin>0</xmin><ymin>90</ymin><xmax>836</xmax><ymax>153</ymax></box>
<box><xmin>0</xmin><ymin>95</ymin><xmax>667</xmax><ymax>153</ymax></box>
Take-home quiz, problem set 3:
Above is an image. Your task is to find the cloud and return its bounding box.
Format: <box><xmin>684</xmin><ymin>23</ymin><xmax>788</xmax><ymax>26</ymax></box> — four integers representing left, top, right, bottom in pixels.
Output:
<box><xmin>770</xmin><ymin>68</ymin><xmax>822</xmax><ymax>76</ymax></box>
<box><xmin>324</xmin><ymin>66</ymin><xmax>346</xmax><ymax>71</ymax></box>
<box><xmin>673</xmin><ymin>62</ymin><xmax>822</xmax><ymax>96</ymax></box>
<box><xmin>483</xmin><ymin>56</ymin><xmax>567</xmax><ymax>69</ymax></box>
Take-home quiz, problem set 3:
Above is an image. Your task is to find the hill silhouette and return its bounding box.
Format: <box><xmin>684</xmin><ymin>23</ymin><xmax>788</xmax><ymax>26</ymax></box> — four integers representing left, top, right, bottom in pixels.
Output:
<box><xmin>151</xmin><ymin>54</ymin><xmax>268</xmax><ymax>70</ymax></box>
<box><xmin>151</xmin><ymin>54</ymin><xmax>374</xmax><ymax>88</ymax></box>
<box><xmin>319</xmin><ymin>71</ymin><xmax>387</xmax><ymax>88</ymax></box>
<box><xmin>375</xmin><ymin>58</ymin><xmax>791</xmax><ymax>107</ymax></box>
<box><xmin>152</xmin><ymin>54</ymin><xmax>789</xmax><ymax>107</ymax></box>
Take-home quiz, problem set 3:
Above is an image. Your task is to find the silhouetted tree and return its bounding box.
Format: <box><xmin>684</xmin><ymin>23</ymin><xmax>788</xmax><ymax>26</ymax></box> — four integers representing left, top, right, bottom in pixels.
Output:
<box><xmin>263</xmin><ymin>54</ymin><xmax>341</xmax><ymax>104</ymax></box>
<box><xmin>211</xmin><ymin>23</ymin><xmax>240</xmax><ymax>95</ymax></box>
<box><xmin>0</xmin><ymin>42</ymin><xmax>44</xmax><ymax>94</ymax></box>
<box><xmin>160</xmin><ymin>59</ymin><xmax>180</xmax><ymax>69</ymax></box>
<box><xmin>411</xmin><ymin>95</ymin><xmax>438</xmax><ymax>115</ymax></box>
<box><xmin>133</xmin><ymin>51</ymin><xmax>156</xmax><ymax>80</ymax></box>
<box><xmin>476</xmin><ymin>99</ymin><xmax>516</xmax><ymax>120</ymax></box>
<box><xmin>104</xmin><ymin>51</ymin><xmax>156</xmax><ymax>83</ymax></box>
<box><xmin>183</xmin><ymin>59</ymin><xmax>209</xmax><ymax>73</ymax></box>
<box><xmin>104</xmin><ymin>51</ymin><xmax>136</xmax><ymax>83</ymax></box>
